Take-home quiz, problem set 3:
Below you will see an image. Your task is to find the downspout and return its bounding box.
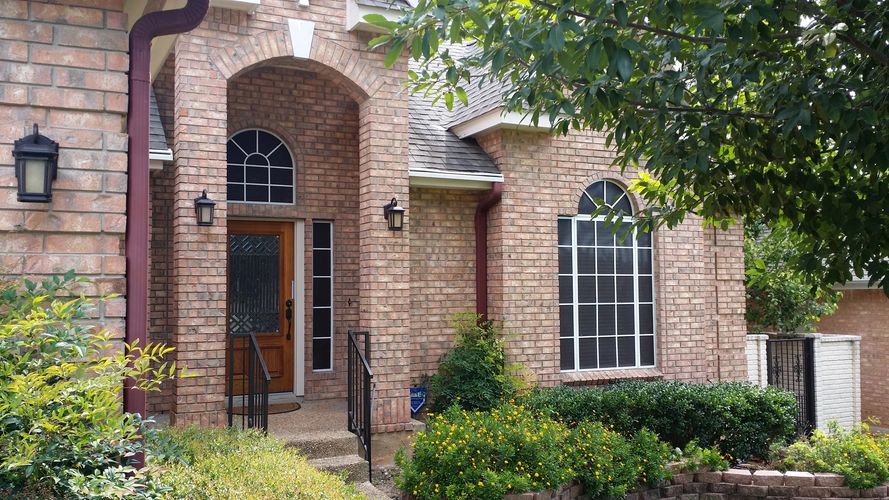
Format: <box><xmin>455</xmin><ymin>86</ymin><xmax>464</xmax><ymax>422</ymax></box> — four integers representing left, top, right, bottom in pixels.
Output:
<box><xmin>475</xmin><ymin>182</ymin><xmax>504</xmax><ymax>320</ymax></box>
<box><xmin>126</xmin><ymin>0</ymin><xmax>209</xmax><ymax>418</ymax></box>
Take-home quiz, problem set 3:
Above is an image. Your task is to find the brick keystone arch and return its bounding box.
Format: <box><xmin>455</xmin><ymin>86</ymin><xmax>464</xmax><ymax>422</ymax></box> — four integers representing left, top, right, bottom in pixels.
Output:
<box><xmin>208</xmin><ymin>29</ymin><xmax>382</xmax><ymax>102</ymax></box>
<box><xmin>573</xmin><ymin>172</ymin><xmax>645</xmax><ymax>215</ymax></box>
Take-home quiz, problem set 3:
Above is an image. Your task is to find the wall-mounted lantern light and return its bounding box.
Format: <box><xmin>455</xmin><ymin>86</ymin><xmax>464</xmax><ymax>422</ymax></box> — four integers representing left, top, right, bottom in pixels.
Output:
<box><xmin>13</xmin><ymin>124</ymin><xmax>59</xmax><ymax>203</ymax></box>
<box><xmin>383</xmin><ymin>197</ymin><xmax>405</xmax><ymax>231</ymax></box>
<box><xmin>194</xmin><ymin>190</ymin><xmax>216</xmax><ymax>226</ymax></box>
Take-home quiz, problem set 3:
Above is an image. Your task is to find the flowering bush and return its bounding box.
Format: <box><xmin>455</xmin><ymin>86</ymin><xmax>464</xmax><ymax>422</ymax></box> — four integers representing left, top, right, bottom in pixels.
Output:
<box><xmin>568</xmin><ymin>422</ymin><xmax>672</xmax><ymax>498</ymax></box>
<box><xmin>397</xmin><ymin>403</ymin><xmax>674</xmax><ymax>499</ymax></box>
<box><xmin>397</xmin><ymin>404</ymin><xmax>572</xmax><ymax>499</ymax></box>
<box><xmin>779</xmin><ymin>423</ymin><xmax>889</xmax><ymax>489</ymax></box>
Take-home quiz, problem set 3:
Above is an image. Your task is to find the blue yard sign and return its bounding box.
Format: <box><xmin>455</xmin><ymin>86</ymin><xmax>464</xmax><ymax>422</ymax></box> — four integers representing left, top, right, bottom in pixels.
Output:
<box><xmin>410</xmin><ymin>386</ymin><xmax>427</xmax><ymax>415</ymax></box>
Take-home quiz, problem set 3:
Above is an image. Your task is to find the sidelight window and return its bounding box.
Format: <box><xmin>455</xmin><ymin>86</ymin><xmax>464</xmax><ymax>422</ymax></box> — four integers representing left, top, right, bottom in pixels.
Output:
<box><xmin>312</xmin><ymin>221</ymin><xmax>334</xmax><ymax>371</ymax></box>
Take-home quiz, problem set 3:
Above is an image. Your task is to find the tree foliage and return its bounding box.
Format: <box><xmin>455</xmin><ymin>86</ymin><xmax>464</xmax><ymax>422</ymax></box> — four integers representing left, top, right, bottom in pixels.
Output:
<box><xmin>745</xmin><ymin>222</ymin><xmax>841</xmax><ymax>333</ymax></box>
<box><xmin>368</xmin><ymin>0</ymin><xmax>889</xmax><ymax>290</ymax></box>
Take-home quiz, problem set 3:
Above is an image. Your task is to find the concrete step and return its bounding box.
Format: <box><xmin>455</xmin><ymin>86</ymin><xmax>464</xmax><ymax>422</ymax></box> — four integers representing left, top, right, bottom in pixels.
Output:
<box><xmin>284</xmin><ymin>430</ymin><xmax>361</xmax><ymax>460</ymax></box>
<box><xmin>309</xmin><ymin>454</ymin><xmax>370</xmax><ymax>484</ymax></box>
<box><xmin>355</xmin><ymin>481</ymin><xmax>393</xmax><ymax>500</ymax></box>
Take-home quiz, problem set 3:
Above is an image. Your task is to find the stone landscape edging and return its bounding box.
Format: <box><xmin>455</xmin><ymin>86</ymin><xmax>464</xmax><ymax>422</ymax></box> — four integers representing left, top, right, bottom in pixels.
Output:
<box><xmin>499</xmin><ymin>468</ymin><xmax>889</xmax><ymax>500</ymax></box>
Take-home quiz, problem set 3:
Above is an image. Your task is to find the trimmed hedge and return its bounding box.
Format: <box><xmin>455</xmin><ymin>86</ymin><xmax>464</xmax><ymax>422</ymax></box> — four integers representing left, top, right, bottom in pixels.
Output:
<box><xmin>523</xmin><ymin>381</ymin><xmax>797</xmax><ymax>461</ymax></box>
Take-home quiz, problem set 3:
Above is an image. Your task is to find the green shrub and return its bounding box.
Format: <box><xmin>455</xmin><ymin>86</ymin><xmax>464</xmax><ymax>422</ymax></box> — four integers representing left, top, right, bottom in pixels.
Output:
<box><xmin>523</xmin><ymin>381</ymin><xmax>798</xmax><ymax>461</ymax></box>
<box><xmin>0</xmin><ymin>273</ymin><xmax>182</xmax><ymax>498</ymax></box>
<box><xmin>779</xmin><ymin>423</ymin><xmax>889</xmax><ymax>489</ymax></box>
<box><xmin>676</xmin><ymin>440</ymin><xmax>731</xmax><ymax>472</ymax></box>
<box><xmin>397</xmin><ymin>404</ymin><xmax>673</xmax><ymax>499</ymax></box>
<box><xmin>147</xmin><ymin>426</ymin><xmax>362</xmax><ymax>499</ymax></box>
<box><xmin>397</xmin><ymin>404</ymin><xmax>572</xmax><ymax>499</ymax></box>
<box><xmin>569</xmin><ymin>422</ymin><xmax>672</xmax><ymax>498</ymax></box>
<box><xmin>429</xmin><ymin>313</ymin><xmax>526</xmax><ymax>412</ymax></box>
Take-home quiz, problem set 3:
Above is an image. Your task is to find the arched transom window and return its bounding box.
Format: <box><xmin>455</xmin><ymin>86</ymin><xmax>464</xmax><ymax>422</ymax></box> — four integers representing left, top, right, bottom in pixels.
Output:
<box><xmin>557</xmin><ymin>180</ymin><xmax>655</xmax><ymax>371</ymax></box>
<box><xmin>227</xmin><ymin>129</ymin><xmax>294</xmax><ymax>204</ymax></box>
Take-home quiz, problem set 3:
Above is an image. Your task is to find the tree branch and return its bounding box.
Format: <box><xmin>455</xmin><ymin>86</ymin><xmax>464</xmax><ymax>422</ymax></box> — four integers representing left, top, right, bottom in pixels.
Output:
<box><xmin>530</xmin><ymin>0</ymin><xmax>726</xmax><ymax>45</ymax></box>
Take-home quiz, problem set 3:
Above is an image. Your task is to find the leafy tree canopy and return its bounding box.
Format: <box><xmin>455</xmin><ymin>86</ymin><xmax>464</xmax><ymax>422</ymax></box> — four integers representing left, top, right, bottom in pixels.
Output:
<box><xmin>745</xmin><ymin>221</ymin><xmax>841</xmax><ymax>334</ymax></box>
<box><xmin>368</xmin><ymin>0</ymin><xmax>889</xmax><ymax>291</ymax></box>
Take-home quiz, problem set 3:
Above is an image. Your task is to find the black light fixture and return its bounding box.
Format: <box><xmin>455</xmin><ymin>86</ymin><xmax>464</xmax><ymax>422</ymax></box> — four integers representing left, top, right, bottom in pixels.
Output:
<box><xmin>382</xmin><ymin>197</ymin><xmax>405</xmax><ymax>231</ymax></box>
<box><xmin>13</xmin><ymin>124</ymin><xmax>59</xmax><ymax>203</ymax></box>
<box><xmin>194</xmin><ymin>190</ymin><xmax>216</xmax><ymax>226</ymax></box>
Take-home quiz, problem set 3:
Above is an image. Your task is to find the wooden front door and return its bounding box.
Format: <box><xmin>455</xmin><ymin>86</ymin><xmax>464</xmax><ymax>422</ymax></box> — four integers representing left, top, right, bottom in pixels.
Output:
<box><xmin>227</xmin><ymin>220</ymin><xmax>295</xmax><ymax>393</ymax></box>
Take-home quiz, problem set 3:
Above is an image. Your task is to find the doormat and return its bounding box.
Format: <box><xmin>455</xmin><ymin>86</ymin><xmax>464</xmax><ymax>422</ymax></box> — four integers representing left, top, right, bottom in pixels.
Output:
<box><xmin>231</xmin><ymin>402</ymin><xmax>301</xmax><ymax>415</ymax></box>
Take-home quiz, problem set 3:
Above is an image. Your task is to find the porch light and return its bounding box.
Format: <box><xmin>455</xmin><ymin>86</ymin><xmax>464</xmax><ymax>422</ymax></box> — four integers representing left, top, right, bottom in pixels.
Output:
<box><xmin>382</xmin><ymin>197</ymin><xmax>405</xmax><ymax>231</ymax></box>
<box><xmin>13</xmin><ymin>124</ymin><xmax>58</xmax><ymax>203</ymax></box>
<box><xmin>194</xmin><ymin>190</ymin><xmax>216</xmax><ymax>226</ymax></box>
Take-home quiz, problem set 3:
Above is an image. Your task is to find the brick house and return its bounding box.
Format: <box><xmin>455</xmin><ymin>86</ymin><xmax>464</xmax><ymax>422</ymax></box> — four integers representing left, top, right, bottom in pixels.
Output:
<box><xmin>817</xmin><ymin>281</ymin><xmax>889</xmax><ymax>427</ymax></box>
<box><xmin>0</xmin><ymin>0</ymin><xmax>747</xmax><ymax>448</ymax></box>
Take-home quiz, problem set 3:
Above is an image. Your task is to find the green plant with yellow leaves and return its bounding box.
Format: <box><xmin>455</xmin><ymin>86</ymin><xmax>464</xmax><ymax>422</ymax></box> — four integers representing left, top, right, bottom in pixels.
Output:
<box><xmin>0</xmin><ymin>272</ymin><xmax>185</xmax><ymax>498</ymax></box>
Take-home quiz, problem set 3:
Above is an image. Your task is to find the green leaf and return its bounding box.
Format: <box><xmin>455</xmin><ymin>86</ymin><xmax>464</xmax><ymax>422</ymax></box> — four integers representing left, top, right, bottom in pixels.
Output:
<box><xmin>614</xmin><ymin>48</ymin><xmax>633</xmax><ymax>82</ymax></box>
<box><xmin>695</xmin><ymin>5</ymin><xmax>725</xmax><ymax>32</ymax></box>
<box><xmin>456</xmin><ymin>87</ymin><xmax>468</xmax><ymax>106</ymax></box>
<box><xmin>547</xmin><ymin>22</ymin><xmax>565</xmax><ymax>51</ymax></box>
<box><xmin>614</xmin><ymin>1</ymin><xmax>629</xmax><ymax>27</ymax></box>
<box><xmin>444</xmin><ymin>91</ymin><xmax>454</xmax><ymax>111</ymax></box>
<box><xmin>383</xmin><ymin>40</ymin><xmax>403</xmax><ymax>67</ymax></box>
<box><xmin>363</xmin><ymin>13</ymin><xmax>398</xmax><ymax>30</ymax></box>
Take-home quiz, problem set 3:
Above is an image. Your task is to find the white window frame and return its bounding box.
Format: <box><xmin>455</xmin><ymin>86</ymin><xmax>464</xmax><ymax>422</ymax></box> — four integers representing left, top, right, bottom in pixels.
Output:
<box><xmin>557</xmin><ymin>183</ymin><xmax>656</xmax><ymax>372</ymax></box>
<box><xmin>226</xmin><ymin>128</ymin><xmax>296</xmax><ymax>206</ymax></box>
<box><xmin>312</xmin><ymin>220</ymin><xmax>334</xmax><ymax>372</ymax></box>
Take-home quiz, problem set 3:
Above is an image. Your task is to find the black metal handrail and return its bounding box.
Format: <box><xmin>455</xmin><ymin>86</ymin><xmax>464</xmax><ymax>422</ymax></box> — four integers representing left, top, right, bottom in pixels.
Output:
<box><xmin>227</xmin><ymin>332</ymin><xmax>271</xmax><ymax>432</ymax></box>
<box><xmin>347</xmin><ymin>330</ymin><xmax>373</xmax><ymax>482</ymax></box>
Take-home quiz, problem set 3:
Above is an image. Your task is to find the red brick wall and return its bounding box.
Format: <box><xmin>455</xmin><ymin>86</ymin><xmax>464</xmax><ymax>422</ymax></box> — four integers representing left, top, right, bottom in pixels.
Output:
<box><xmin>227</xmin><ymin>65</ymin><xmax>361</xmax><ymax>400</ymax></box>
<box><xmin>476</xmin><ymin>129</ymin><xmax>747</xmax><ymax>386</ymax></box>
<box><xmin>145</xmin><ymin>3</ymin><xmax>413</xmax><ymax>429</ymax></box>
<box><xmin>818</xmin><ymin>289</ymin><xmax>889</xmax><ymax>424</ymax></box>
<box><xmin>0</xmin><ymin>1</ymin><xmax>128</xmax><ymax>338</ymax></box>
<box><xmin>408</xmin><ymin>188</ymin><xmax>480</xmax><ymax>383</ymax></box>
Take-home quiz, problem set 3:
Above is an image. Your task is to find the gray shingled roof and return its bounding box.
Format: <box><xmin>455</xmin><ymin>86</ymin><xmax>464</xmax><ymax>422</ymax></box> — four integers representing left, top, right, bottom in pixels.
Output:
<box><xmin>443</xmin><ymin>77</ymin><xmax>507</xmax><ymax>128</ymax></box>
<box><xmin>149</xmin><ymin>88</ymin><xmax>169</xmax><ymax>153</ymax></box>
<box><xmin>408</xmin><ymin>92</ymin><xmax>500</xmax><ymax>175</ymax></box>
<box><xmin>146</xmin><ymin>62</ymin><xmax>499</xmax><ymax>177</ymax></box>
<box><xmin>354</xmin><ymin>0</ymin><xmax>411</xmax><ymax>9</ymax></box>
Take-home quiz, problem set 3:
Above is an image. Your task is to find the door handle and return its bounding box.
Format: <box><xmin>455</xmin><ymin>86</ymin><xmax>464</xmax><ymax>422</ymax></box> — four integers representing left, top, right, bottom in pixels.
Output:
<box><xmin>285</xmin><ymin>299</ymin><xmax>293</xmax><ymax>341</ymax></box>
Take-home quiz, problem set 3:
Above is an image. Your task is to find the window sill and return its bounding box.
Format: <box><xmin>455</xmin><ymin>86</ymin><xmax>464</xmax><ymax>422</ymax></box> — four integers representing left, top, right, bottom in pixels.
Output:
<box><xmin>560</xmin><ymin>367</ymin><xmax>663</xmax><ymax>386</ymax></box>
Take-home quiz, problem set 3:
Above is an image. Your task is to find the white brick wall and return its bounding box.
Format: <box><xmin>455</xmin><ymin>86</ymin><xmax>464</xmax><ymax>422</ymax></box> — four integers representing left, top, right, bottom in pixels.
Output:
<box><xmin>746</xmin><ymin>334</ymin><xmax>769</xmax><ymax>387</ymax></box>
<box><xmin>812</xmin><ymin>334</ymin><xmax>861</xmax><ymax>429</ymax></box>
<box><xmin>745</xmin><ymin>333</ymin><xmax>861</xmax><ymax>430</ymax></box>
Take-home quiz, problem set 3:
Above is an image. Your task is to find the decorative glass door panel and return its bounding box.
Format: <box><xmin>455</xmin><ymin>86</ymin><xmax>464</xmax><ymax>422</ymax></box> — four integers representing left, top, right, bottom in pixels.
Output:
<box><xmin>228</xmin><ymin>221</ymin><xmax>294</xmax><ymax>394</ymax></box>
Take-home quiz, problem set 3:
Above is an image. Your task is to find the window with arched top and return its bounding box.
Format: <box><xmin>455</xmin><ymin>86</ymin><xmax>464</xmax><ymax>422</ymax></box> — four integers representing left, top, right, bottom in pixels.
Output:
<box><xmin>227</xmin><ymin>129</ymin><xmax>295</xmax><ymax>204</ymax></box>
<box><xmin>557</xmin><ymin>180</ymin><xmax>655</xmax><ymax>372</ymax></box>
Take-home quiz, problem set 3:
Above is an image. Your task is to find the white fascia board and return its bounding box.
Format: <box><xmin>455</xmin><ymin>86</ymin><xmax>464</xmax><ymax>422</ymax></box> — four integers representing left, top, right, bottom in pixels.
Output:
<box><xmin>149</xmin><ymin>159</ymin><xmax>165</xmax><ymax>171</ymax></box>
<box><xmin>210</xmin><ymin>0</ymin><xmax>260</xmax><ymax>13</ymax></box>
<box><xmin>409</xmin><ymin>168</ymin><xmax>504</xmax><ymax>190</ymax></box>
<box><xmin>149</xmin><ymin>148</ymin><xmax>173</xmax><ymax>161</ymax></box>
<box><xmin>450</xmin><ymin>107</ymin><xmax>553</xmax><ymax>139</ymax></box>
<box><xmin>834</xmin><ymin>279</ymin><xmax>877</xmax><ymax>290</ymax></box>
<box><xmin>346</xmin><ymin>1</ymin><xmax>403</xmax><ymax>33</ymax></box>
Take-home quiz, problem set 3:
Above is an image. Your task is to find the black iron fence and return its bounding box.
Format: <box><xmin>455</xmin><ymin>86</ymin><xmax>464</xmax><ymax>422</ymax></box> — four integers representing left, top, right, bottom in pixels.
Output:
<box><xmin>347</xmin><ymin>330</ymin><xmax>373</xmax><ymax>481</ymax></box>
<box><xmin>227</xmin><ymin>332</ymin><xmax>271</xmax><ymax>432</ymax></box>
<box><xmin>766</xmin><ymin>336</ymin><xmax>816</xmax><ymax>434</ymax></box>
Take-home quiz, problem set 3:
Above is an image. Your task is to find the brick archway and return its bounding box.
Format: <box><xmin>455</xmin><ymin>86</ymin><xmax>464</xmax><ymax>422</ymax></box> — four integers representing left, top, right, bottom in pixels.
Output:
<box><xmin>208</xmin><ymin>29</ymin><xmax>381</xmax><ymax>102</ymax></box>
